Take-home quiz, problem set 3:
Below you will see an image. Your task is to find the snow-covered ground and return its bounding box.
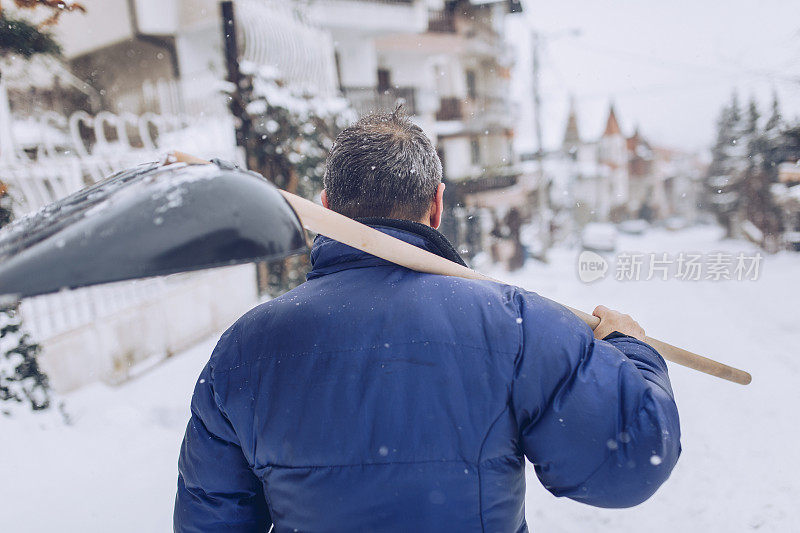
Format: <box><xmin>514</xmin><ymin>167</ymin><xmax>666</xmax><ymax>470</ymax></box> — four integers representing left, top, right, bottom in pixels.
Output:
<box><xmin>500</xmin><ymin>226</ymin><xmax>799</xmax><ymax>532</ymax></box>
<box><xmin>1</xmin><ymin>225</ymin><xmax>797</xmax><ymax>532</ymax></box>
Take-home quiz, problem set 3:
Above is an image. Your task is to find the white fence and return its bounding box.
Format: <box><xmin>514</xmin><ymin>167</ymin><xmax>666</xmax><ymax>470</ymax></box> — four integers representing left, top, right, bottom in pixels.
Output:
<box><xmin>236</xmin><ymin>0</ymin><xmax>339</xmax><ymax>95</ymax></box>
<box><xmin>0</xmin><ymin>0</ymin><xmax>345</xmax><ymax>392</ymax></box>
<box><xmin>25</xmin><ymin>266</ymin><xmax>257</xmax><ymax>392</ymax></box>
<box><xmin>1</xmin><ymin>80</ymin><xmax>258</xmax><ymax>392</ymax></box>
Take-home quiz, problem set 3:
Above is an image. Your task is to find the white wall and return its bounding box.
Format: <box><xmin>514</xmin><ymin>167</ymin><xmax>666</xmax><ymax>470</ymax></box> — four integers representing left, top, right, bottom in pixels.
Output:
<box><xmin>175</xmin><ymin>24</ymin><xmax>224</xmax><ymax>80</ymax></box>
<box><xmin>381</xmin><ymin>52</ymin><xmax>432</xmax><ymax>89</ymax></box>
<box><xmin>334</xmin><ymin>33</ymin><xmax>379</xmax><ymax>88</ymax></box>
<box><xmin>441</xmin><ymin>136</ymin><xmax>472</xmax><ymax>180</ymax></box>
<box><xmin>29</xmin><ymin>265</ymin><xmax>258</xmax><ymax>393</ymax></box>
<box><xmin>135</xmin><ymin>0</ymin><xmax>180</xmax><ymax>35</ymax></box>
<box><xmin>432</xmin><ymin>59</ymin><xmax>468</xmax><ymax>99</ymax></box>
<box><xmin>308</xmin><ymin>0</ymin><xmax>427</xmax><ymax>34</ymax></box>
<box><xmin>482</xmin><ymin>134</ymin><xmax>512</xmax><ymax>167</ymax></box>
<box><xmin>53</xmin><ymin>0</ymin><xmax>134</xmax><ymax>58</ymax></box>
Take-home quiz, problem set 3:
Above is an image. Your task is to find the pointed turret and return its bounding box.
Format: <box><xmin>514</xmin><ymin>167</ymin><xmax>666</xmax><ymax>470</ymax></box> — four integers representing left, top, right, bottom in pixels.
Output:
<box><xmin>562</xmin><ymin>96</ymin><xmax>580</xmax><ymax>150</ymax></box>
<box><xmin>603</xmin><ymin>103</ymin><xmax>621</xmax><ymax>137</ymax></box>
<box><xmin>626</xmin><ymin>124</ymin><xmax>642</xmax><ymax>151</ymax></box>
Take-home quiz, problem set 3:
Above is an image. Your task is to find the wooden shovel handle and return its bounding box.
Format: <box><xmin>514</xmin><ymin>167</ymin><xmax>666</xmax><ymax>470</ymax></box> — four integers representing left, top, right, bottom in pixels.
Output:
<box><xmin>563</xmin><ymin>306</ymin><xmax>751</xmax><ymax>385</ymax></box>
<box><xmin>164</xmin><ymin>151</ymin><xmax>752</xmax><ymax>385</ymax></box>
<box><xmin>164</xmin><ymin>151</ymin><xmax>213</xmax><ymax>166</ymax></box>
<box><xmin>279</xmin><ymin>191</ymin><xmax>752</xmax><ymax>386</ymax></box>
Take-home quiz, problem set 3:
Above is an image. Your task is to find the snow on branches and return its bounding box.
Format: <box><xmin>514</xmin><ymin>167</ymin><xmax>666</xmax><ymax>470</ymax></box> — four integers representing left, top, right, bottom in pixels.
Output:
<box><xmin>230</xmin><ymin>60</ymin><xmax>356</xmax><ymax>200</ymax></box>
<box><xmin>705</xmin><ymin>93</ymin><xmax>789</xmax><ymax>243</ymax></box>
<box><xmin>0</xmin><ymin>186</ymin><xmax>57</xmax><ymax>417</ymax></box>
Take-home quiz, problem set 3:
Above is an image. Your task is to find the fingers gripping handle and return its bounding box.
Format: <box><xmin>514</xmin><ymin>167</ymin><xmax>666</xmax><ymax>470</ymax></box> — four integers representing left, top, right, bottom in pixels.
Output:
<box><xmin>566</xmin><ymin>305</ymin><xmax>751</xmax><ymax>385</ymax></box>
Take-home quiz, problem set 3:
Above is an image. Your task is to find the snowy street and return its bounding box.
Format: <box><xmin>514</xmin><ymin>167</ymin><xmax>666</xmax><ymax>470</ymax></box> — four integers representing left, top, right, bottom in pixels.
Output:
<box><xmin>505</xmin><ymin>226</ymin><xmax>799</xmax><ymax>532</ymax></box>
<box><xmin>1</xmin><ymin>225</ymin><xmax>797</xmax><ymax>532</ymax></box>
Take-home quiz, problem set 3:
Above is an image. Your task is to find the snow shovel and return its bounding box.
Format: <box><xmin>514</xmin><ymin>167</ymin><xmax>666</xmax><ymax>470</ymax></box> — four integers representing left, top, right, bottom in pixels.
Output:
<box><xmin>0</xmin><ymin>159</ymin><xmax>306</xmax><ymax>300</ymax></box>
<box><xmin>0</xmin><ymin>154</ymin><xmax>751</xmax><ymax>385</ymax></box>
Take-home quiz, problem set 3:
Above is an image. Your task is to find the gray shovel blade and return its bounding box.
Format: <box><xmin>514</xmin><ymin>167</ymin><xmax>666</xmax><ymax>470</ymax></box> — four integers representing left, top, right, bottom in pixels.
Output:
<box><xmin>0</xmin><ymin>162</ymin><xmax>307</xmax><ymax>299</ymax></box>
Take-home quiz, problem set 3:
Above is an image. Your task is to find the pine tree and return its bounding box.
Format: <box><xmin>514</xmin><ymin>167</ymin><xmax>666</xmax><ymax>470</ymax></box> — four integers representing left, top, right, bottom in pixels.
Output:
<box><xmin>706</xmin><ymin>92</ymin><xmax>793</xmax><ymax>247</ymax></box>
<box><xmin>706</xmin><ymin>94</ymin><xmax>744</xmax><ymax>237</ymax></box>
<box><xmin>740</xmin><ymin>98</ymin><xmax>780</xmax><ymax>240</ymax></box>
<box><xmin>764</xmin><ymin>92</ymin><xmax>781</xmax><ymax>133</ymax></box>
<box><xmin>743</xmin><ymin>98</ymin><xmax>760</xmax><ymax>151</ymax></box>
<box><xmin>760</xmin><ymin>95</ymin><xmax>800</xmax><ymax>247</ymax></box>
<box><xmin>0</xmin><ymin>188</ymin><xmax>54</xmax><ymax>416</ymax></box>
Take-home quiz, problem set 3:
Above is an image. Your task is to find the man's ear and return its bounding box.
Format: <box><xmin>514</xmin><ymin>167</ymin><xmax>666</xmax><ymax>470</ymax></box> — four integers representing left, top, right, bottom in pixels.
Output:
<box><xmin>320</xmin><ymin>189</ymin><xmax>329</xmax><ymax>209</ymax></box>
<box><xmin>429</xmin><ymin>183</ymin><xmax>445</xmax><ymax>229</ymax></box>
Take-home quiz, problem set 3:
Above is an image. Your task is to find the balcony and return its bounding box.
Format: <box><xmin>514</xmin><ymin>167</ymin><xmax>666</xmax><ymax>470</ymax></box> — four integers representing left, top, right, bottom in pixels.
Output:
<box><xmin>445</xmin><ymin>167</ymin><xmax>521</xmax><ymax>205</ymax></box>
<box><xmin>464</xmin><ymin>96</ymin><xmax>512</xmax><ymax>120</ymax></box>
<box><xmin>342</xmin><ymin>86</ymin><xmax>418</xmax><ymax>116</ymax></box>
<box><xmin>428</xmin><ymin>9</ymin><xmax>456</xmax><ymax>33</ymax></box>
<box><xmin>435</xmin><ymin>95</ymin><xmax>514</xmax><ymax>129</ymax></box>
<box><xmin>308</xmin><ymin>0</ymin><xmax>426</xmax><ymax>33</ymax></box>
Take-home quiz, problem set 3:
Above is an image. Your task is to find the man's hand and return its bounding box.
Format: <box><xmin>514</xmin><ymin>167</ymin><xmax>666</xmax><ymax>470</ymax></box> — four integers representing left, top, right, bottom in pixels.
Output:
<box><xmin>592</xmin><ymin>305</ymin><xmax>646</xmax><ymax>341</ymax></box>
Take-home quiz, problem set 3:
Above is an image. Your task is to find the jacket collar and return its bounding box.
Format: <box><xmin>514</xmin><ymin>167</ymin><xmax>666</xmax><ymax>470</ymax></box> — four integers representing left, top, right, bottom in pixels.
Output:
<box><xmin>307</xmin><ymin>218</ymin><xmax>466</xmax><ymax>281</ymax></box>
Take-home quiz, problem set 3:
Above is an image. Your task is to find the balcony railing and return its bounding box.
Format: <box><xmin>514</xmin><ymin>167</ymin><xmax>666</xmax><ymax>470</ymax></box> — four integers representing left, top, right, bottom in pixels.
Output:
<box><xmin>342</xmin><ymin>86</ymin><xmax>418</xmax><ymax>116</ymax></box>
<box><xmin>428</xmin><ymin>9</ymin><xmax>456</xmax><ymax>33</ymax></box>
<box><xmin>436</xmin><ymin>95</ymin><xmax>512</xmax><ymax>124</ymax></box>
<box><xmin>464</xmin><ymin>96</ymin><xmax>511</xmax><ymax>119</ymax></box>
<box><xmin>436</xmin><ymin>97</ymin><xmax>463</xmax><ymax>121</ymax></box>
<box><xmin>446</xmin><ymin>170</ymin><xmax>520</xmax><ymax>196</ymax></box>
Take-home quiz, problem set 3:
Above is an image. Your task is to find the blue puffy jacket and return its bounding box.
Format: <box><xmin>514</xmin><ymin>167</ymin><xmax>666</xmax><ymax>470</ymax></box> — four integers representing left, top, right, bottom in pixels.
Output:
<box><xmin>175</xmin><ymin>223</ymin><xmax>681</xmax><ymax>532</ymax></box>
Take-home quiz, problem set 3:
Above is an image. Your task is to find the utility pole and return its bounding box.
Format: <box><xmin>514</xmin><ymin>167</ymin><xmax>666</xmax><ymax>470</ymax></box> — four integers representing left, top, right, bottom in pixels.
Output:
<box><xmin>530</xmin><ymin>29</ymin><xmax>550</xmax><ymax>258</ymax></box>
<box><xmin>221</xmin><ymin>1</ymin><xmax>267</xmax><ymax>291</ymax></box>
<box><xmin>220</xmin><ymin>1</ymin><xmax>249</xmax><ymax>156</ymax></box>
<box><xmin>529</xmin><ymin>28</ymin><xmax>581</xmax><ymax>259</ymax></box>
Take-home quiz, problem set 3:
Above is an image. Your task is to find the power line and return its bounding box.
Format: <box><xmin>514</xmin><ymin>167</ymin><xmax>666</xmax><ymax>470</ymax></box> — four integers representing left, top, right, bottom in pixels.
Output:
<box><xmin>561</xmin><ymin>40</ymin><xmax>800</xmax><ymax>86</ymax></box>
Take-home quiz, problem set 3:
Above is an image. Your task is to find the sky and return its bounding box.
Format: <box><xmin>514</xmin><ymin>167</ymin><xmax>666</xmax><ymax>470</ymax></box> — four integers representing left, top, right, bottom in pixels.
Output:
<box><xmin>507</xmin><ymin>0</ymin><xmax>800</xmax><ymax>154</ymax></box>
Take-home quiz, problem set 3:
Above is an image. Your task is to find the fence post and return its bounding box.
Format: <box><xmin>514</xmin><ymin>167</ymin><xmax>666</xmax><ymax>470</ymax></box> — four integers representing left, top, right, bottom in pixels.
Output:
<box><xmin>0</xmin><ymin>79</ymin><xmax>17</xmax><ymax>163</ymax></box>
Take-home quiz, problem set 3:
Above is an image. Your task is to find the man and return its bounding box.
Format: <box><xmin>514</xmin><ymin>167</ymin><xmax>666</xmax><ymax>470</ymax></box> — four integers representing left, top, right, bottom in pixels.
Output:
<box><xmin>174</xmin><ymin>109</ymin><xmax>681</xmax><ymax>532</ymax></box>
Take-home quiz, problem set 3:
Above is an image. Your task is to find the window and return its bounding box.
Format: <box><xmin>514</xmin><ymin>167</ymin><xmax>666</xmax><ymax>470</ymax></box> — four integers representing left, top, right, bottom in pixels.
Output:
<box><xmin>465</xmin><ymin>69</ymin><xmax>477</xmax><ymax>99</ymax></box>
<box><xmin>377</xmin><ymin>68</ymin><xmax>391</xmax><ymax>92</ymax></box>
<box><xmin>470</xmin><ymin>137</ymin><xmax>480</xmax><ymax>165</ymax></box>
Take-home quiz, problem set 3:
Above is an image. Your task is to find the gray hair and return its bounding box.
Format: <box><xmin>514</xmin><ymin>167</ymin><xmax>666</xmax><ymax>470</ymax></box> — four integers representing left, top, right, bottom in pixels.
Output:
<box><xmin>323</xmin><ymin>107</ymin><xmax>442</xmax><ymax>221</ymax></box>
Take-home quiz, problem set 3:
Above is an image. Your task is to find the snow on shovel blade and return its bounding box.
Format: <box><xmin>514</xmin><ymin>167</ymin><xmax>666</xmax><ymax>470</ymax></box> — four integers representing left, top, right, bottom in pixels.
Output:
<box><xmin>0</xmin><ymin>161</ymin><xmax>307</xmax><ymax>299</ymax></box>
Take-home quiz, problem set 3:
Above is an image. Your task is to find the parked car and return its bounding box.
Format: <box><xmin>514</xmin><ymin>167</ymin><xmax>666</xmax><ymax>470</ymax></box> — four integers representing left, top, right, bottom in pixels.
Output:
<box><xmin>664</xmin><ymin>216</ymin><xmax>688</xmax><ymax>231</ymax></box>
<box><xmin>618</xmin><ymin>219</ymin><xmax>649</xmax><ymax>235</ymax></box>
<box><xmin>581</xmin><ymin>223</ymin><xmax>618</xmax><ymax>253</ymax></box>
<box><xmin>784</xmin><ymin>231</ymin><xmax>800</xmax><ymax>252</ymax></box>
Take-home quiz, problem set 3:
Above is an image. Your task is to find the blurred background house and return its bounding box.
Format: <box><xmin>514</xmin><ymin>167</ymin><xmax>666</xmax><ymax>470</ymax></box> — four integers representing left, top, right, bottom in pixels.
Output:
<box><xmin>309</xmin><ymin>0</ymin><xmax>525</xmax><ymax>260</ymax></box>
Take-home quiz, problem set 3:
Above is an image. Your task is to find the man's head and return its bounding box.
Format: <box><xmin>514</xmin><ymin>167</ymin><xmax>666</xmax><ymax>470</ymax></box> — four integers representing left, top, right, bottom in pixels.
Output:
<box><xmin>321</xmin><ymin>108</ymin><xmax>445</xmax><ymax>228</ymax></box>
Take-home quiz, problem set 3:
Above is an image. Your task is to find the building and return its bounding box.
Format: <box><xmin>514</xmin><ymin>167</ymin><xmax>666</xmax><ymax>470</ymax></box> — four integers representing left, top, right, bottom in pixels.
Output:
<box><xmin>597</xmin><ymin>104</ymin><xmax>629</xmax><ymax>218</ymax></box>
<box><xmin>771</xmin><ymin>162</ymin><xmax>800</xmax><ymax>250</ymax></box>
<box><xmin>46</xmin><ymin>0</ymin><xmax>525</xmax><ymax>259</ymax></box>
<box><xmin>553</xmin><ymin>100</ymin><xmax>703</xmax><ymax>227</ymax></box>
<box><xmin>0</xmin><ymin>0</ymin><xmax>300</xmax><ymax>392</ymax></box>
<box><xmin>309</xmin><ymin>0</ymin><xmax>525</xmax><ymax>258</ymax></box>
